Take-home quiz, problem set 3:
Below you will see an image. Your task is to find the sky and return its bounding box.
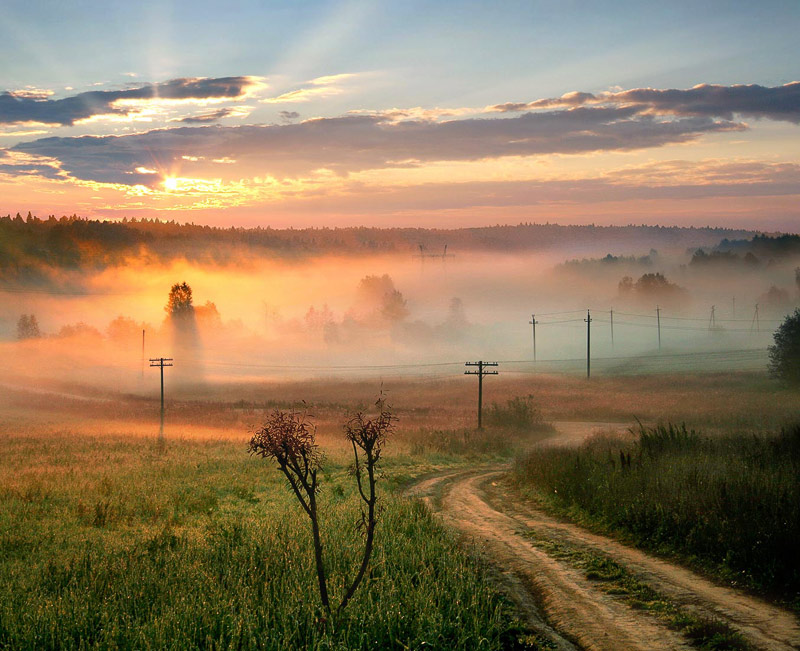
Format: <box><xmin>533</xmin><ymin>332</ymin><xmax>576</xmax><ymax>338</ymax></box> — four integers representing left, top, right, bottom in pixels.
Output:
<box><xmin>1</xmin><ymin>0</ymin><xmax>799</xmax><ymax>231</ymax></box>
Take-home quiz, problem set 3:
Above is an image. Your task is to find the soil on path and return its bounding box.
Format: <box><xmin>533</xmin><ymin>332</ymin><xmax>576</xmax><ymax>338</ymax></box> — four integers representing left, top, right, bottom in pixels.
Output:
<box><xmin>405</xmin><ymin>422</ymin><xmax>800</xmax><ymax>651</ymax></box>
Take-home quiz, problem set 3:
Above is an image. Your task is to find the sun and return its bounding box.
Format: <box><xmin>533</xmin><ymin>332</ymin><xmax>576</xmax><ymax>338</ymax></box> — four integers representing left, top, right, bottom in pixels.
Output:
<box><xmin>163</xmin><ymin>176</ymin><xmax>178</xmax><ymax>191</ymax></box>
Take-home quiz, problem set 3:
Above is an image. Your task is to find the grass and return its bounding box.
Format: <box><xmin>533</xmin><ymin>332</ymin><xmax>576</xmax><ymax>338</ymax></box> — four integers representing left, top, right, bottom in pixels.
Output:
<box><xmin>485</xmin><ymin>395</ymin><xmax>554</xmax><ymax>432</ymax></box>
<box><xmin>7</xmin><ymin>369</ymin><xmax>800</xmax><ymax>435</ymax></box>
<box><xmin>522</xmin><ymin>532</ymin><xmax>749</xmax><ymax>650</ymax></box>
<box><xmin>513</xmin><ymin>422</ymin><xmax>800</xmax><ymax>605</ymax></box>
<box><xmin>0</xmin><ymin>424</ymin><xmax>534</xmax><ymax>649</ymax></box>
<box><xmin>2</xmin><ymin>370</ymin><xmax>798</xmax><ymax>646</ymax></box>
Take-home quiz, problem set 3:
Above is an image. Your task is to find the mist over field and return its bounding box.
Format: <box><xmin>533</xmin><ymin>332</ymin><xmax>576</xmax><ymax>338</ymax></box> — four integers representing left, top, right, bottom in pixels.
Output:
<box><xmin>3</xmin><ymin>221</ymin><xmax>799</xmax><ymax>397</ymax></box>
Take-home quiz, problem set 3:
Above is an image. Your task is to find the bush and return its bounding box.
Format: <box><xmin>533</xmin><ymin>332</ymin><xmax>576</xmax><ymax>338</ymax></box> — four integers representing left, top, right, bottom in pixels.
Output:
<box><xmin>486</xmin><ymin>395</ymin><xmax>551</xmax><ymax>430</ymax></box>
<box><xmin>769</xmin><ymin>309</ymin><xmax>800</xmax><ymax>386</ymax></box>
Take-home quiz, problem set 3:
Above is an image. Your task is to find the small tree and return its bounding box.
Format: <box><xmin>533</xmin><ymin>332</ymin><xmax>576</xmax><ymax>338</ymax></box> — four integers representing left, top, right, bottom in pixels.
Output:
<box><xmin>165</xmin><ymin>282</ymin><xmax>194</xmax><ymax>318</ymax></box>
<box><xmin>17</xmin><ymin>314</ymin><xmax>41</xmax><ymax>340</ymax></box>
<box><xmin>769</xmin><ymin>309</ymin><xmax>800</xmax><ymax>386</ymax></box>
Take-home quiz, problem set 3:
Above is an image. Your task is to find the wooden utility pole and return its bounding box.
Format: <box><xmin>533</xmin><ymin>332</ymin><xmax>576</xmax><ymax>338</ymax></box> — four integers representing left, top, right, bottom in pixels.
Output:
<box><xmin>141</xmin><ymin>329</ymin><xmax>145</xmax><ymax>379</ymax></box>
<box><xmin>656</xmin><ymin>305</ymin><xmax>661</xmax><ymax>350</ymax></box>
<box><xmin>528</xmin><ymin>314</ymin><xmax>538</xmax><ymax>361</ymax></box>
<box><xmin>610</xmin><ymin>309</ymin><xmax>614</xmax><ymax>349</ymax></box>
<box><xmin>751</xmin><ymin>304</ymin><xmax>760</xmax><ymax>334</ymax></box>
<box><xmin>709</xmin><ymin>305</ymin><xmax>716</xmax><ymax>331</ymax></box>
<box><xmin>149</xmin><ymin>357</ymin><xmax>173</xmax><ymax>443</ymax></box>
<box><xmin>464</xmin><ymin>361</ymin><xmax>498</xmax><ymax>429</ymax></box>
<box><xmin>584</xmin><ymin>309</ymin><xmax>592</xmax><ymax>378</ymax></box>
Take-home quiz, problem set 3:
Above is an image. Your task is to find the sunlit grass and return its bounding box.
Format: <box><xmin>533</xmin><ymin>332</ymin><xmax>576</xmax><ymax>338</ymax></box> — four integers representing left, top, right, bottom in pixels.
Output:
<box><xmin>512</xmin><ymin>423</ymin><xmax>800</xmax><ymax>603</ymax></box>
<box><xmin>0</xmin><ymin>423</ymin><xmax>527</xmax><ymax>649</ymax></box>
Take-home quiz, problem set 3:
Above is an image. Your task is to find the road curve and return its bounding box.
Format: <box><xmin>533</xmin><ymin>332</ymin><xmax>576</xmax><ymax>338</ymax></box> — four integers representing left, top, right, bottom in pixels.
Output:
<box><xmin>404</xmin><ymin>422</ymin><xmax>800</xmax><ymax>650</ymax></box>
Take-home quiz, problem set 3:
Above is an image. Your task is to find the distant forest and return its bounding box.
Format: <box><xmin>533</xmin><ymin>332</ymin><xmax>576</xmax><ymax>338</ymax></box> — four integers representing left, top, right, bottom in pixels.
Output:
<box><xmin>0</xmin><ymin>212</ymin><xmax>764</xmax><ymax>286</ymax></box>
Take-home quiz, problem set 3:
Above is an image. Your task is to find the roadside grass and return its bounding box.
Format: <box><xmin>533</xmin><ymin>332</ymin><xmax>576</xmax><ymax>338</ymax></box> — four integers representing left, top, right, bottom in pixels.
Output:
<box><xmin>0</xmin><ymin>426</ymin><xmax>535</xmax><ymax>649</ymax></box>
<box><xmin>522</xmin><ymin>532</ymin><xmax>749</xmax><ymax>650</ymax></box>
<box><xmin>513</xmin><ymin>422</ymin><xmax>800</xmax><ymax>606</ymax></box>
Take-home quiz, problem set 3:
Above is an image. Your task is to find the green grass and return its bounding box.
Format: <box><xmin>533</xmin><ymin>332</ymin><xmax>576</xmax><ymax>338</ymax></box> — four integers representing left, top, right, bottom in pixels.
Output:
<box><xmin>0</xmin><ymin>429</ymin><xmax>531</xmax><ymax>649</ymax></box>
<box><xmin>512</xmin><ymin>423</ymin><xmax>800</xmax><ymax>604</ymax></box>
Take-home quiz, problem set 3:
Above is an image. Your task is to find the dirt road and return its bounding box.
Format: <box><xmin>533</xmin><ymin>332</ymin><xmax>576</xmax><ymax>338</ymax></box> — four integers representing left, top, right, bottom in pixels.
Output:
<box><xmin>405</xmin><ymin>422</ymin><xmax>800</xmax><ymax>650</ymax></box>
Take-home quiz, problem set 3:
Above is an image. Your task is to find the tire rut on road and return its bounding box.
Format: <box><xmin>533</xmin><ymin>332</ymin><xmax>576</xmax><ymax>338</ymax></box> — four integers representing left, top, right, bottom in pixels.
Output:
<box><xmin>484</xmin><ymin>476</ymin><xmax>800</xmax><ymax>651</ymax></box>
<box><xmin>408</xmin><ymin>463</ymin><xmax>800</xmax><ymax>650</ymax></box>
<box><xmin>424</xmin><ymin>468</ymin><xmax>692</xmax><ymax>650</ymax></box>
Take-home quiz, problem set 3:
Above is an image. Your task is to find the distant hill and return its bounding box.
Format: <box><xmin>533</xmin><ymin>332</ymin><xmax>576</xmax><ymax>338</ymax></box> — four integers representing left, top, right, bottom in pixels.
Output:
<box><xmin>0</xmin><ymin>212</ymin><xmax>761</xmax><ymax>287</ymax></box>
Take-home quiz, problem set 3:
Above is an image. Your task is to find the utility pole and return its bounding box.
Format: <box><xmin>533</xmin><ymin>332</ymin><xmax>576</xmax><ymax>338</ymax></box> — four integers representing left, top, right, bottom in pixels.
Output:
<box><xmin>149</xmin><ymin>357</ymin><xmax>173</xmax><ymax>444</ymax></box>
<box><xmin>610</xmin><ymin>309</ymin><xmax>614</xmax><ymax>349</ymax></box>
<box><xmin>751</xmin><ymin>304</ymin><xmax>760</xmax><ymax>334</ymax></box>
<box><xmin>656</xmin><ymin>305</ymin><xmax>661</xmax><ymax>350</ymax></box>
<box><xmin>464</xmin><ymin>361</ymin><xmax>498</xmax><ymax>429</ymax></box>
<box><xmin>584</xmin><ymin>309</ymin><xmax>592</xmax><ymax>378</ymax></box>
<box><xmin>709</xmin><ymin>305</ymin><xmax>716</xmax><ymax>332</ymax></box>
<box><xmin>732</xmin><ymin>297</ymin><xmax>736</xmax><ymax>319</ymax></box>
<box><xmin>528</xmin><ymin>314</ymin><xmax>538</xmax><ymax>361</ymax></box>
<box><xmin>141</xmin><ymin>329</ymin><xmax>145</xmax><ymax>379</ymax></box>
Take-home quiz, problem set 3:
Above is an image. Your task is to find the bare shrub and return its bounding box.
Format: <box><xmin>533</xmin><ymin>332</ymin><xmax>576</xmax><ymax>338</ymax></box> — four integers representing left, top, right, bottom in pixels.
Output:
<box><xmin>248</xmin><ymin>398</ymin><xmax>395</xmax><ymax>616</ymax></box>
<box><xmin>248</xmin><ymin>409</ymin><xmax>330</xmax><ymax>610</ymax></box>
<box><xmin>339</xmin><ymin>395</ymin><xmax>395</xmax><ymax>612</ymax></box>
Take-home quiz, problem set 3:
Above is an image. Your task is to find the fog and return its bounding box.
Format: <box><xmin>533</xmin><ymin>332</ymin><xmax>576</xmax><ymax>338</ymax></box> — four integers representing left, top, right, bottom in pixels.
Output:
<box><xmin>2</xmin><ymin>242</ymin><xmax>799</xmax><ymax>398</ymax></box>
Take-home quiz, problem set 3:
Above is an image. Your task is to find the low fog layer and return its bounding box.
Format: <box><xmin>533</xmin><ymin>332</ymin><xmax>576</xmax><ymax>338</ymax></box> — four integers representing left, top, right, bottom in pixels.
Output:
<box><xmin>3</xmin><ymin>233</ymin><xmax>799</xmax><ymax>398</ymax></box>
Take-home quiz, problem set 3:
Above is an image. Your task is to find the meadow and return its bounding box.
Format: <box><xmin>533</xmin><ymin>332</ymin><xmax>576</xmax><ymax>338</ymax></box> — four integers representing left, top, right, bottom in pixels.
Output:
<box><xmin>512</xmin><ymin>422</ymin><xmax>800</xmax><ymax>607</ymax></box>
<box><xmin>0</xmin><ymin>419</ymin><xmax>532</xmax><ymax>650</ymax></box>
<box><xmin>1</xmin><ymin>369</ymin><xmax>799</xmax><ymax>648</ymax></box>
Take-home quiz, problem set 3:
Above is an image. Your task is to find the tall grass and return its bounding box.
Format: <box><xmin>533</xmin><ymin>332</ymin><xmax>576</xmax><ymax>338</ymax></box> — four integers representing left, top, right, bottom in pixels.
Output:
<box><xmin>485</xmin><ymin>395</ymin><xmax>553</xmax><ymax>432</ymax></box>
<box><xmin>0</xmin><ymin>429</ymin><xmax>524</xmax><ymax>649</ymax></box>
<box><xmin>513</xmin><ymin>423</ymin><xmax>800</xmax><ymax>600</ymax></box>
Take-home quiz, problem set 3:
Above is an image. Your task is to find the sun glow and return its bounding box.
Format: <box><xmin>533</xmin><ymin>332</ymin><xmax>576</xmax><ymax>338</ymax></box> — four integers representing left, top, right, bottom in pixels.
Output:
<box><xmin>163</xmin><ymin>176</ymin><xmax>178</xmax><ymax>191</ymax></box>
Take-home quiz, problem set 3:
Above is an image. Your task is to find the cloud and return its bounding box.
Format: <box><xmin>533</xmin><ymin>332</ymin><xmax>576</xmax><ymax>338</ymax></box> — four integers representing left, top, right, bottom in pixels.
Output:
<box><xmin>281</xmin><ymin>160</ymin><xmax>800</xmax><ymax>215</ymax></box>
<box><xmin>261</xmin><ymin>86</ymin><xmax>343</xmax><ymax>104</ymax></box>
<box><xmin>172</xmin><ymin>106</ymin><xmax>251</xmax><ymax>124</ymax></box>
<box><xmin>261</xmin><ymin>72</ymin><xmax>359</xmax><ymax>104</ymax></box>
<box><xmin>9</xmin><ymin>87</ymin><xmax>54</xmax><ymax>100</ymax></box>
<box><xmin>489</xmin><ymin>82</ymin><xmax>800</xmax><ymax>124</ymax></box>
<box><xmin>608</xmin><ymin>83</ymin><xmax>800</xmax><ymax>123</ymax></box>
<box><xmin>279</xmin><ymin>110</ymin><xmax>300</xmax><ymax>121</ymax></box>
<box><xmin>348</xmin><ymin>106</ymin><xmax>480</xmax><ymax>123</ymax></box>
<box><xmin>6</xmin><ymin>107</ymin><xmax>744</xmax><ymax>186</ymax></box>
<box><xmin>490</xmin><ymin>91</ymin><xmax>596</xmax><ymax>113</ymax></box>
<box><xmin>0</xmin><ymin>150</ymin><xmax>63</xmax><ymax>180</ymax></box>
<box><xmin>0</xmin><ymin>76</ymin><xmax>264</xmax><ymax>126</ymax></box>
<box><xmin>0</xmin><ymin>129</ymin><xmax>49</xmax><ymax>138</ymax></box>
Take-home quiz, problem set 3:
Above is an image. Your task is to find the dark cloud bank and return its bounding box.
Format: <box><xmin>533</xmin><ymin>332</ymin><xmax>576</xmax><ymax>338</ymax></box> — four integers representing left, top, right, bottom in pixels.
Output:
<box><xmin>11</xmin><ymin>108</ymin><xmax>742</xmax><ymax>185</ymax></box>
<box><xmin>0</xmin><ymin>76</ymin><xmax>258</xmax><ymax>126</ymax></box>
<box><xmin>491</xmin><ymin>82</ymin><xmax>800</xmax><ymax>124</ymax></box>
<box><xmin>2</xmin><ymin>82</ymin><xmax>798</xmax><ymax>187</ymax></box>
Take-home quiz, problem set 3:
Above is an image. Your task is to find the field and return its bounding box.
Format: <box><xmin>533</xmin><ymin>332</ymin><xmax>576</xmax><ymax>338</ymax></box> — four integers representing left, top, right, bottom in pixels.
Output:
<box><xmin>513</xmin><ymin>423</ymin><xmax>800</xmax><ymax>603</ymax></box>
<box><xmin>0</xmin><ymin>421</ymin><xmax>530</xmax><ymax>648</ymax></box>
<box><xmin>2</xmin><ymin>370</ymin><xmax>800</xmax><ymax>648</ymax></box>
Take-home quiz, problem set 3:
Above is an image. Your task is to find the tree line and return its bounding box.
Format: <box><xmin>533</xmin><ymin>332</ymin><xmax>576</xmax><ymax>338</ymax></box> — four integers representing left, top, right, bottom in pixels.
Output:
<box><xmin>0</xmin><ymin>212</ymin><xmax>759</xmax><ymax>285</ymax></box>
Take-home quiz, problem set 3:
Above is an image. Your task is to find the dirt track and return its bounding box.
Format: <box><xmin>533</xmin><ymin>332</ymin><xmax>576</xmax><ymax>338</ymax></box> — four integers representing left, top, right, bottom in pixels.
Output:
<box><xmin>405</xmin><ymin>423</ymin><xmax>800</xmax><ymax>651</ymax></box>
